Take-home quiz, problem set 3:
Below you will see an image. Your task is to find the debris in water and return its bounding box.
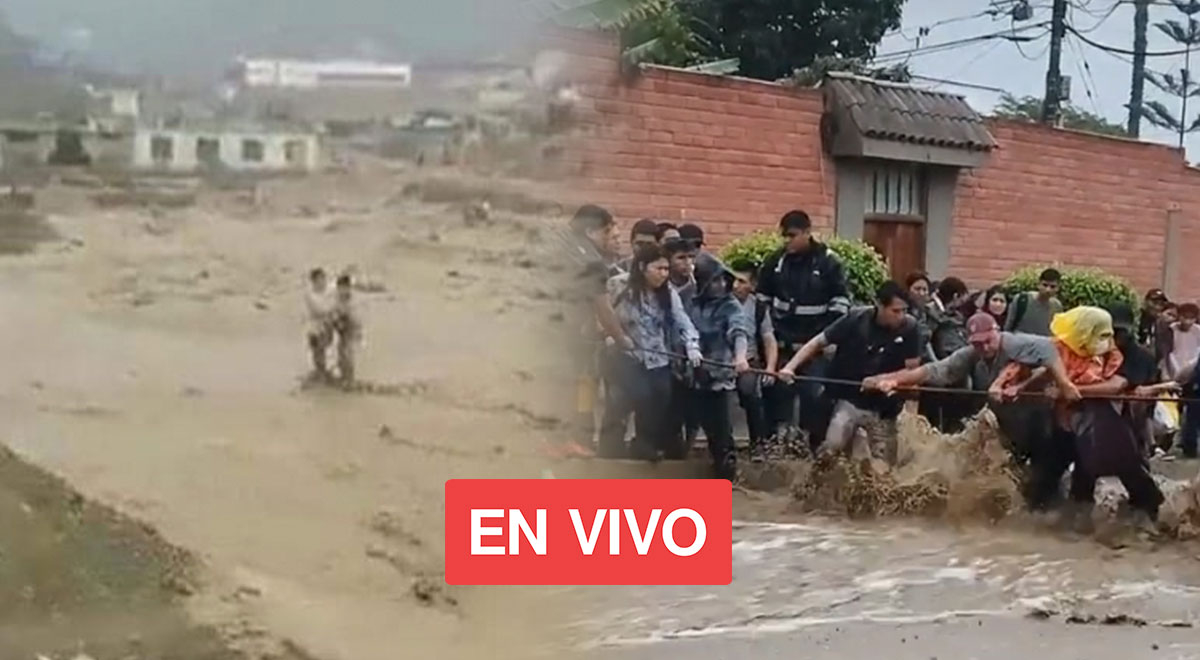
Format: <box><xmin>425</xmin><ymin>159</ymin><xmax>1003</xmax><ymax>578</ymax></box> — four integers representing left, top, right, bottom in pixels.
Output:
<box><xmin>254</xmin><ymin>300</ymin><xmax>269</xmax><ymax>310</ymax></box>
<box><xmin>412</xmin><ymin>575</ymin><xmax>457</xmax><ymax>608</ymax></box>
<box><xmin>1102</xmin><ymin>613</ymin><xmax>1147</xmax><ymax>627</ymax></box>
<box><xmin>1161</xmin><ymin>620</ymin><xmax>1193</xmax><ymax>628</ymax></box>
<box><xmin>368</xmin><ymin>509</ymin><xmax>422</xmax><ymax>547</ymax></box>
<box><xmin>235</xmin><ymin>584</ymin><xmax>263</xmax><ymax>599</ymax></box>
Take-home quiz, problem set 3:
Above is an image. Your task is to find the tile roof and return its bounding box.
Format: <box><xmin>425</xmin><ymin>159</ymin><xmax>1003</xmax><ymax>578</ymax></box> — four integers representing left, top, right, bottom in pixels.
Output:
<box><xmin>823</xmin><ymin>72</ymin><xmax>996</xmax><ymax>152</ymax></box>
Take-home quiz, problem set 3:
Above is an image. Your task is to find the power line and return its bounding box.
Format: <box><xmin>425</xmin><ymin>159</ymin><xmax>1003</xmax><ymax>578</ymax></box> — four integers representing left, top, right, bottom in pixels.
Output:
<box><xmin>873</xmin><ymin>22</ymin><xmax>1053</xmax><ymax>62</ymax></box>
<box><xmin>1069</xmin><ymin>0</ymin><xmax>1123</xmax><ymax>31</ymax></box>
<box><xmin>1068</xmin><ymin>23</ymin><xmax>1200</xmax><ymax>55</ymax></box>
<box><xmin>910</xmin><ymin>74</ymin><xmax>1010</xmax><ymax>93</ymax></box>
<box><xmin>1015</xmin><ymin>26</ymin><xmax>1054</xmax><ymax>59</ymax></box>
<box><xmin>1067</xmin><ymin>34</ymin><xmax>1103</xmax><ymax>113</ymax></box>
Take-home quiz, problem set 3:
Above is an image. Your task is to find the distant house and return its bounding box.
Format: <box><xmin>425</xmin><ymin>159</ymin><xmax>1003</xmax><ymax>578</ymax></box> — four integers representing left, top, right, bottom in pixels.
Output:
<box><xmin>230</xmin><ymin>58</ymin><xmax>413</xmax><ymax>90</ymax></box>
<box><xmin>132</xmin><ymin>121</ymin><xmax>320</xmax><ymax>174</ymax></box>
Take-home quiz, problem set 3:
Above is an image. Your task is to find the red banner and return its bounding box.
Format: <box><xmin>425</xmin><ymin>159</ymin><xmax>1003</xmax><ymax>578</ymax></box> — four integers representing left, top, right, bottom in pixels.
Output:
<box><xmin>445</xmin><ymin>479</ymin><xmax>732</xmax><ymax>585</ymax></box>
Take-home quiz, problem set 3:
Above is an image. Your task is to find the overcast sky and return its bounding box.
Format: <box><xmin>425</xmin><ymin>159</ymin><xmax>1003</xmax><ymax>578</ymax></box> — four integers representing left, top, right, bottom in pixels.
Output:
<box><xmin>882</xmin><ymin>0</ymin><xmax>1199</xmax><ymax>157</ymax></box>
<box><xmin>0</xmin><ymin>0</ymin><xmax>533</xmax><ymax>76</ymax></box>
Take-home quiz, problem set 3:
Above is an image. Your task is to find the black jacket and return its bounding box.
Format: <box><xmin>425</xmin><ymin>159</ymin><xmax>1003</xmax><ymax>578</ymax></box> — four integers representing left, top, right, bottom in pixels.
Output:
<box><xmin>755</xmin><ymin>240</ymin><xmax>850</xmax><ymax>347</ymax></box>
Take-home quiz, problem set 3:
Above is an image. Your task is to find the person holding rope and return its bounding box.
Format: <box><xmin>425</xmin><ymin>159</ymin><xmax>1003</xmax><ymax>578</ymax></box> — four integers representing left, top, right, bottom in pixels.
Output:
<box><xmin>553</xmin><ymin>204</ymin><xmax>631</xmax><ymax>458</ymax></box>
<box><xmin>608</xmin><ymin>243</ymin><xmax>702</xmax><ymax>463</ymax></box>
<box><xmin>683</xmin><ymin>252</ymin><xmax>753</xmax><ymax>480</ymax></box>
<box><xmin>863</xmin><ymin>312</ymin><xmax>1080</xmax><ymax>509</ymax></box>
<box><xmin>996</xmin><ymin>306</ymin><xmax>1165</xmax><ymax>527</ymax></box>
<box><xmin>777</xmin><ymin>281</ymin><xmax>919</xmax><ymax>464</ymax></box>
<box><xmin>757</xmin><ymin>210</ymin><xmax>851</xmax><ymax>448</ymax></box>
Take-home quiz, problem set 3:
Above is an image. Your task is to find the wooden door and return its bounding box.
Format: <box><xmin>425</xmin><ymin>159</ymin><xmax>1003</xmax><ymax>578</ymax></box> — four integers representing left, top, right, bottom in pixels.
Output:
<box><xmin>863</xmin><ymin>219</ymin><xmax>925</xmax><ymax>281</ymax></box>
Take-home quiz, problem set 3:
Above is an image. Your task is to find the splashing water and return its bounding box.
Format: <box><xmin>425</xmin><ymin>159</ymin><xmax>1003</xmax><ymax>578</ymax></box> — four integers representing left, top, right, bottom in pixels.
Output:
<box><xmin>743</xmin><ymin>408</ymin><xmax>1200</xmax><ymax>538</ymax></box>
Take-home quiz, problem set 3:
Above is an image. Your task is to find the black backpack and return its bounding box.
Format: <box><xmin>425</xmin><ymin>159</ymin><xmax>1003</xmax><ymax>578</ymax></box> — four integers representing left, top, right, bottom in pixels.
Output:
<box><xmin>930</xmin><ymin>311</ymin><xmax>969</xmax><ymax>360</ymax></box>
<box><xmin>1007</xmin><ymin>292</ymin><xmax>1031</xmax><ymax>332</ymax></box>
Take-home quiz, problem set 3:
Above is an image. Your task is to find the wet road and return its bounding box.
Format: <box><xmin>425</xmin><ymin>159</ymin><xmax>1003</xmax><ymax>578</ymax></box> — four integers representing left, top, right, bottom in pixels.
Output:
<box><xmin>567</xmin><ymin>516</ymin><xmax>1200</xmax><ymax>658</ymax></box>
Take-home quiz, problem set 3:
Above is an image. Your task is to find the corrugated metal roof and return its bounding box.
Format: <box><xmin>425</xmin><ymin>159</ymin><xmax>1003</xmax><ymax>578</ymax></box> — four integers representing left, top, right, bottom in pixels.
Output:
<box><xmin>824</xmin><ymin>73</ymin><xmax>996</xmax><ymax>152</ymax></box>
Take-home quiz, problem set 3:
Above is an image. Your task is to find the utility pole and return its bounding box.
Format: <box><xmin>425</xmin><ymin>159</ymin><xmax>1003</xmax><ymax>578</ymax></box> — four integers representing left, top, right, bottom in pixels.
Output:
<box><xmin>1129</xmin><ymin>0</ymin><xmax>1150</xmax><ymax>137</ymax></box>
<box><xmin>1041</xmin><ymin>0</ymin><xmax>1069</xmax><ymax>124</ymax></box>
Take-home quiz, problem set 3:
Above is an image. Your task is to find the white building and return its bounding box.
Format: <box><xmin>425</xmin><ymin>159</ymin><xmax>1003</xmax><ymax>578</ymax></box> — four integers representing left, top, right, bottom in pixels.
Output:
<box><xmin>232</xmin><ymin>58</ymin><xmax>413</xmax><ymax>90</ymax></box>
<box><xmin>132</xmin><ymin>122</ymin><xmax>320</xmax><ymax>173</ymax></box>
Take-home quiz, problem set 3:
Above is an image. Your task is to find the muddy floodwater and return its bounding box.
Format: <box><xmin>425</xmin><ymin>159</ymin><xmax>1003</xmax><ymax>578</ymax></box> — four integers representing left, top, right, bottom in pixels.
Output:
<box><xmin>567</xmin><ymin>510</ymin><xmax>1200</xmax><ymax>659</ymax></box>
<box><xmin>553</xmin><ymin>424</ymin><xmax>1200</xmax><ymax>660</ymax></box>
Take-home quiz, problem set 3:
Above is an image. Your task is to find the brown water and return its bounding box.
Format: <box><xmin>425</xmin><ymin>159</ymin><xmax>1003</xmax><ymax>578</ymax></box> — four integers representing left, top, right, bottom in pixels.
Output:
<box><xmin>558</xmin><ymin>412</ymin><xmax>1200</xmax><ymax>658</ymax></box>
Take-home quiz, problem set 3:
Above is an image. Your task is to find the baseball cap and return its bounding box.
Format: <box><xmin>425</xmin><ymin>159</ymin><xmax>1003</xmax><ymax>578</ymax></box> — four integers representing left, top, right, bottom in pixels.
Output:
<box><xmin>966</xmin><ymin>312</ymin><xmax>999</xmax><ymax>342</ymax></box>
<box><xmin>1146</xmin><ymin>288</ymin><xmax>1168</xmax><ymax>303</ymax></box>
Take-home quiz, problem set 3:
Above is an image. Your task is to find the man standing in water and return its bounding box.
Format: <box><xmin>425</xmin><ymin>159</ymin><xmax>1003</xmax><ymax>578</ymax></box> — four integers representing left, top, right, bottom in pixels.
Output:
<box><xmin>778</xmin><ymin>281</ymin><xmax>919</xmax><ymax>463</ymax></box>
<box><xmin>757</xmin><ymin>210</ymin><xmax>851</xmax><ymax>445</ymax></box>
<box><xmin>305</xmin><ymin>267</ymin><xmax>335</xmax><ymax>381</ymax></box>
<box><xmin>331</xmin><ymin>274</ymin><xmax>362</xmax><ymax>385</ymax></box>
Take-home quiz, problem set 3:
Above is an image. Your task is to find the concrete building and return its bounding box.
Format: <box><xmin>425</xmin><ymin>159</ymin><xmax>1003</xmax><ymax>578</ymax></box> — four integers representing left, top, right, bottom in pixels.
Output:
<box><xmin>131</xmin><ymin>122</ymin><xmax>320</xmax><ymax>174</ymax></box>
<box><xmin>231</xmin><ymin>58</ymin><xmax>412</xmax><ymax>90</ymax></box>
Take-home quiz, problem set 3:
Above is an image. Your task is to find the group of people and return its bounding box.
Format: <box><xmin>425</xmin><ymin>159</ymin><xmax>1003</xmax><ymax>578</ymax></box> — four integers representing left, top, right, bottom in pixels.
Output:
<box><xmin>561</xmin><ymin>202</ymin><xmax>1200</xmax><ymax>528</ymax></box>
<box><xmin>304</xmin><ymin>268</ymin><xmax>363</xmax><ymax>385</ymax></box>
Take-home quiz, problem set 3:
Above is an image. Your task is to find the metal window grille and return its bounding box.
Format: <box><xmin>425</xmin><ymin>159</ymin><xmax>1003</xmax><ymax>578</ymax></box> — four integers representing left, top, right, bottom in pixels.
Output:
<box><xmin>865</xmin><ymin>162</ymin><xmax>926</xmax><ymax>217</ymax></box>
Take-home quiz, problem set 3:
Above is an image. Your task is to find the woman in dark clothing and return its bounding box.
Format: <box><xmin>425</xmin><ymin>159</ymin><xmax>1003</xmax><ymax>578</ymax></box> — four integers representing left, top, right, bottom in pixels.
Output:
<box><xmin>607</xmin><ymin>244</ymin><xmax>702</xmax><ymax>461</ymax></box>
<box><xmin>686</xmin><ymin>253</ymin><xmax>753</xmax><ymax>480</ymax></box>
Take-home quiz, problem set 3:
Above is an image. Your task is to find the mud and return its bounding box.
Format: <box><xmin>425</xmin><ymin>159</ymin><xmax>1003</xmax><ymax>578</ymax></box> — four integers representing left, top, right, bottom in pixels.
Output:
<box><xmin>0</xmin><ymin>444</ymin><xmax>289</xmax><ymax>660</ymax></box>
<box><xmin>0</xmin><ymin>160</ymin><xmax>583</xmax><ymax>659</ymax></box>
<box><xmin>0</xmin><ymin>210</ymin><xmax>60</xmax><ymax>255</ymax></box>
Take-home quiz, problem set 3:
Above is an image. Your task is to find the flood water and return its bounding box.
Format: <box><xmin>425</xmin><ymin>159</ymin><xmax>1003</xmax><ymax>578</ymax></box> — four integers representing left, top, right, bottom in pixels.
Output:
<box><xmin>564</xmin><ymin>483</ymin><xmax>1200</xmax><ymax>658</ymax></box>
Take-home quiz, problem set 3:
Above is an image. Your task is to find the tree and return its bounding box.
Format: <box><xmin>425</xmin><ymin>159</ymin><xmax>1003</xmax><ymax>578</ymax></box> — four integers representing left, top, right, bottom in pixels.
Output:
<box><xmin>546</xmin><ymin>0</ymin><xmax>736</xmax><ymax>72</ymax></box>
<box><xmin>992</xmin><ymin>94</ymin><xmax>1130</xmax><ymax>137</ymax></box>
<box><xmin>1140</xmin><ymin>0</ymin><xmax>1200</xmax><ymax>147</ymax></box>
<box><xmin>678</xmin><ymin>0</ymin><xmax>906</xmax><ymax>81</ymax></box>
<box><xmin>620</xmin><ymin>2</ymin><xmax>713</xmax><ymax>68</ymax></box>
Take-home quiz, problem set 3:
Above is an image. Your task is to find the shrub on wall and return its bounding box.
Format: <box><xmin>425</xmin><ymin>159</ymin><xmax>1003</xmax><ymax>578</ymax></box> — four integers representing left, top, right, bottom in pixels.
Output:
<box><xmin>720</xmin><ymin>230</ymin><xmax>889</xmax><ymax>304</ymax></box>
<box><xmin>1001</xmin><ymin>265</ymin><xmax>1138</xmax><ymax>310</ymax></box>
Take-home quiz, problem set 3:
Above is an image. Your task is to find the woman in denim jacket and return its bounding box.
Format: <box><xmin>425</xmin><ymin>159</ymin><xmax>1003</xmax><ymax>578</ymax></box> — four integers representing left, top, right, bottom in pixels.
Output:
<box><xmin>611</xmin><ymin>244</ymin><xmax>702</xmax><ymax>461</ymax></box>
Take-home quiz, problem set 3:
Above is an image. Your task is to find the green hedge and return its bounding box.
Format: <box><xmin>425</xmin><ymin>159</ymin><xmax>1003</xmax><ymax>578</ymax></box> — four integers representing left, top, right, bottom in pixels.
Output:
<box><xmin>720</xmin><ymin>230</ymin><xmax>889</xmax><ymax>304</ymax></box>
<box><xmin>1000</xmin><ymin>265</ymin><xmax>1138</xmax><ymax>310</ymax></box>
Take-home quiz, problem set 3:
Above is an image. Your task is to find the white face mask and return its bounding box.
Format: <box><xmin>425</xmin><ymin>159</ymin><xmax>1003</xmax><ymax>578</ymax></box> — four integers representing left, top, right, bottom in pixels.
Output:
<box><xmin>1092</xmin><ymin>339</ymin><xmax>1113</xmax><ymax>355</ymax></box>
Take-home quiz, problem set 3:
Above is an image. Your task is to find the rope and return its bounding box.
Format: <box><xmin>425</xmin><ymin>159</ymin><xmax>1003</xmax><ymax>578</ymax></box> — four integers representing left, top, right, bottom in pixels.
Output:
<box><xmin>628</xmin><ymin>347</ymin><xmax>1200</xmax><ymax>405</ymax></box>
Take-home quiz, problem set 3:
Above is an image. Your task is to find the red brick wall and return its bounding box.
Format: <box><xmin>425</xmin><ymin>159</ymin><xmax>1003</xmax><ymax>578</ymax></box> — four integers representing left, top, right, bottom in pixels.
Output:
<box><xmin>572</xmin><ymin>67</ymin><xmax>835</xmax><ymax>247</ymax></box>
<box><xmin>549</xmin><ymin>27</ymin><xmax>1200</xmax><ymax>302</ymax></box>
<box><xmin>952</xmin><ymin>121</ymin><xmax>1200</xmax><ymax>295</ymax></box>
